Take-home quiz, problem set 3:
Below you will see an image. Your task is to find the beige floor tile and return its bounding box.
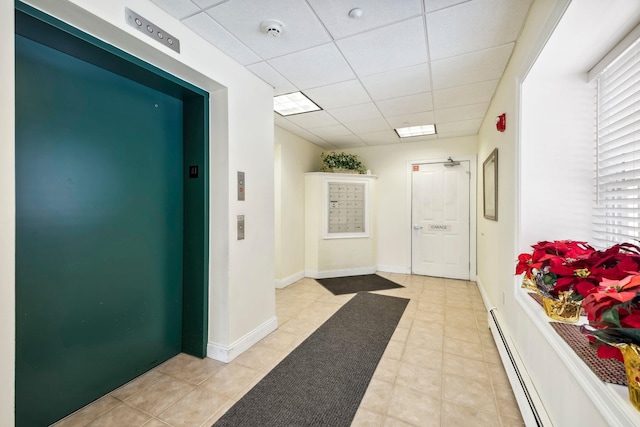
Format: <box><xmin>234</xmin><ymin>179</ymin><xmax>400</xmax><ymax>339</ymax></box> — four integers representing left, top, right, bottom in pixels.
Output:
<box><xmin>53</xmin><ymin>395</ymin><xmax>121</xmax><ymax>427</ymax></box>
<box><xmin>493</xmin><ymin>385</ymin><xmax>524</xmax><ymax>420</ymax></box>
<box><xmin>142</xmin><ymin>419</ymin><xmax>171</xmax><ymax>427</ymax></box>
<box><xmin>111</xmin><ymin>370</ymin><xmax>166</xmax><ymax>401</ymax></box>
<box><xmin>390</xmin><ymin>327</ymin><xmax>409</xmax><ymax>343</ymax></box>
<box><xmin>201</xmin><ymin>363</ymin><xmax>261</xmax><ymax>399</ymax></box>
<box><xmin>487</xmin><ymin>363</ymin><xmax>512</xmax><ymax>389</ymax></box>
<box><xmin>167</xmin><ymin>356</ymin><xmax>226</xmax><ymax>385</ymax></box>
<box><xmin>258</xmin><ymin>329</ymin><xmax>299</xmax><ymax>351</ymax></box>
<box><xmin>382</xmin><ymin>340</ymin><xmax>405</xmax><ymax>360</ymax></box>
<box><xmin>232</xmin><ymin>343</ymin><xmax>283</xmax><ymax>373</ymax></box>
<box><xmin>86</xmin><ymin>404</ymin><xmax>150</xmax><ymax>427</ymax></box>
<box><xmin>413</xmin><ymin>309</ymin><xmax>445</xmax><ymax>324</ymax></box>
<box><xmin>158</xmin><ymin>387</ymin><xmax>230</xmax><ymax>427</ymax></box>
<box><xmin>156</xmin><ymin>353</ymin><xmax>194</xmax><ymax>376</ymax></box>
<box><xmin>386</xmin><ymin>384</ymin><xmax>440</xmax><ymax>427</ymax></box>
<box><xmin>444</xmin><ymin>324</ymin><xmax>481</xmax><ymax>344</ymax></box>
<box><xmin>443</xmin><ymin>353</ymin><xmax>490</xmax><ymax>383</ymax></box>
<box><xmin>359</xmin><ymin>378</ymin><xmax>394</xmax><ymax>413</ymax></box>
<box><xmin>199</xmin><ymin>399</ymin><xmax>237</xmax><ymax>426</ymax></box>
<box><xmin>373</xmin><ymin>357</ymin><xmax>401</xmax><ymax>383</ymax></box>
<box><xmin>416</xmin><ymin>301</ymin><xmax>445</xmax><ymax>314</ymax></box>
<box><xmin>396</xmin><ymin>362</ymin><xmax>442</xmax><ymax>398</ymax></box>
<box><xmin>126</xmin><ymin>375</ymin><xmax>195</xmax><ymax>416</ymax></box>
<box><xmin>500</xmin><ymin>414</ymin><xmax>526</xmax><ymax>426</ymax></box>
<box><xmin>442</xmin><ymin>374</ymin><xmax>497</xmax><ymax>413</ymax></box>
<box><xmin>440</xmin><ymin>400</ymin><xmax>501</xmax><ymax>427</ymax></box>
<box><xmin>382</xmin><ymin>416</ymin><xmax>416</xmax><ymax>426</ymax></box>
<box><xmin>351</xmin><ymin>407</ymin><xmax>385</xmax><ymax>426</ymax></box>
<box><xmin>402</xmin><ymin>345</ymin><xmax>443</xmax><ymax>369</ymax></box>
<box><xmin>443</xmin><ymin>337</ymin><xmax>485</xmax><ymax>362</ymax></box>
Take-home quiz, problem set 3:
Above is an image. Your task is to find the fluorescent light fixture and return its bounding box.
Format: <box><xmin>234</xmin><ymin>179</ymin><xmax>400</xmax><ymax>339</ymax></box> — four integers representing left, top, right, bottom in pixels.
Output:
<box><xmin>394</xmin><ymin>124</ymin><xmax>437</xmax><ymax>138</ymax></box>
<box><xmin>274</xmin><ymin>92</ymin><xmax>321</xmax><ymax>116</ymax></box>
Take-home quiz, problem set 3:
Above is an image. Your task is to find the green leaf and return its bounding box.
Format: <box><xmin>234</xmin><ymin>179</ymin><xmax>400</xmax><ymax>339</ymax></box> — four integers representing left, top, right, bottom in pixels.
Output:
<box><xmin>601</xmin><ymin>307</ymin><xmax>622</xmax><ymax>328</ymax></box>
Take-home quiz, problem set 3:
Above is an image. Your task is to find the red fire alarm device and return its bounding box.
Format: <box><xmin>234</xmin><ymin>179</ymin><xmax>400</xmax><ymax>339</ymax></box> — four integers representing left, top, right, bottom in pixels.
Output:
<box><xmin>496</xmin><ymin>113</ymin><xmax>506</xmax><ymax>132</ymax></box>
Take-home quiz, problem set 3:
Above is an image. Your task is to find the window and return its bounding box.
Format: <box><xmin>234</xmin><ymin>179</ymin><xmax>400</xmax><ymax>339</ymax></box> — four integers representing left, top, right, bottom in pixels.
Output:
<box><xmin>594</xmin><ymin>37</ymin><xmax>640</xmax><ymax>246</ymax></box>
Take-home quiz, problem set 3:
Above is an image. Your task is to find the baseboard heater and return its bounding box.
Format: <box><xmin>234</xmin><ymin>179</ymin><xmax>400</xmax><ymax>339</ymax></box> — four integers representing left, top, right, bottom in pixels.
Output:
<box><xmin>488</xmin><ymin>308</ymin><xmax>552</xmax><ymax>426</ymax></box>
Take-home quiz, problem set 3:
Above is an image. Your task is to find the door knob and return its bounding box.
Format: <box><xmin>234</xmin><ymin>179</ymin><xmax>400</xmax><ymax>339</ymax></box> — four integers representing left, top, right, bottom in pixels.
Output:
<box><xmin>413</xmin><ymin>224</ymin><xmax>423</xmax><ymax>230</ymax></box>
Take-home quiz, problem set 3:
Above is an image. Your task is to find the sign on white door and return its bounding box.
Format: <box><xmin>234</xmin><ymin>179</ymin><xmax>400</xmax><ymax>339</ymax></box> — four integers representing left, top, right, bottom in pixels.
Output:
<box><xmin>411</xmin><ymin>161</ymin><xmax>470</xmax><ymax>280</ymax></box>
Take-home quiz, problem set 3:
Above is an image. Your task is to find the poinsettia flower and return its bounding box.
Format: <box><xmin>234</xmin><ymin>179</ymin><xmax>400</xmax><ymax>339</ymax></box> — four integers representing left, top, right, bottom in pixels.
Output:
<box><xmin>582</xmin><ymin>290</ymin><xmax>639</xmax><ymax>321</ymax></box>
<box><xmin>597</xmin><ymin>344</ymin><xmax>624</xmax><ymax>362</ymax></box>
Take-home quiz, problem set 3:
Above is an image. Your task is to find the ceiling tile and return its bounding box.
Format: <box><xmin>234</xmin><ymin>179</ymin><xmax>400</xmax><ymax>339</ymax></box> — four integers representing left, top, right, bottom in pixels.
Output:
<box><xmin>344</xmin><ymin>118</ymin><xmax>391</xmax><ymax>134</ymax></box>
<box><xmin>309</xmin><ymin>124</ymin><xmax>354</xmax><ymax>139</ymax></box>
<box><xmin>285</xmin><ymin>111</ymin><xmax>339</xmax><ymax>128</ymax></box>
<box><xmin>431</xmin><ymin>43</ymin><xmax>514</xmax><ymax>90</ymax></box>
<box><xmin>399</xmin><ymin>134</ymin><xmax>438</xmax><ymax>143</ymax></box>
<box><xmin>192</xmin><ymin>0</ymin><xmax>228</xmax><ymax>8</ymax></box>
<box><xmin>423</xmin><ymin>0</ymin><xmax>471</xmax><ymax>13</ymax></box>
<box><xmin>434</xmin><ymin>103</ymin><xmax>488</xmax><ymax>123</ymax></box>
<box><xmin>152</xmin><ymin>0</ymin><xmax>200</xmax><ymax>19</ymax></box>
<box><xmin>436</xmin><ymin>118</ymin><xmax>483</xmax><ymax>134</ymax></box>
<box><xmin>336</xmin><ymin>17</ymin><xmax>429</xmax><ymax>77</ymax></box>
<box><xmin>359</xmin><ymin>130</ymin><xmax>401</xmax><ymax>145</ymax></box>
<box><xmin>274</xmin><ymin>115</ymin><xmax>331</xmax><ymax>145</ymax></box>
<box><xmin>376</xmin><ymin>92</ymin><xmax>433</xmax><ymax>117</ymax></box>
<box><xmin>246</xmin><ymin>62</ymin><xmax>296</xmax><ymax>95</ymax></box>
<box><xmin>427</xmin><ymin>0</ymin><xmax>532</xmax><ymax>60</ymax></box>
<box><xmin>324</xmin><ymin>135</ymin><xmax>367</xmax><ymax>148</ymax></box>
<box><xmin>385</xmin><ymin>111</ymin><xmax>435</xmax><ymax>128</ymax></box>
<box><xmin>268</xmin><ymin>43</ymin><xmax>356</xmax><ymax>89</ymax></box>
<box><xmin>327</xmin><ymin>103</ymin><xmax>383</xmax><ymax>123</ymax></box>
<box><xmin>183</xmin><ymin>13</ymin><xmax>261</xmax><ymax>65</ymax></box>
<box><xmin>205</xmin><ymin>0</ymin><xmax>331</xmax><ymax>59</ymax></box>
<box><xmin>433</xmin><ymin>80</ymin><xmax>498</xmax><ymax>109</ymax></box>
<box><xmin>307</xmin><ymin>0</ymin><xmax>423</xmax><ymax>40</ymax></box>
<box><xmin>303</xmin><ymin>80</ymin><xmax>372</xmax><ymax>110</ymax></box>
<box><xmin>360</xmin><ymin>63</ymin><xmax>431</xmax><ymax>101</ymax></box>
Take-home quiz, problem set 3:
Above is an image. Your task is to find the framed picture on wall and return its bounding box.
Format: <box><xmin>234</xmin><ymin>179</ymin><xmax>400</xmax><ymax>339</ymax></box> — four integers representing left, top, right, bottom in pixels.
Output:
<box><xmin>483</xmin><ymin>148</ymin><xmax>498</xmax><ymax>221</ymax></box>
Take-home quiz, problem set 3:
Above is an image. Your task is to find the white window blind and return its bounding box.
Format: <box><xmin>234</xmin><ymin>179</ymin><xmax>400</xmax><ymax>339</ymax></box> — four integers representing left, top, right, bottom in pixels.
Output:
<box><xmin>595</xmin><ymin>38</ymin><xmax>640</xmax><ymax>246</ymax></box>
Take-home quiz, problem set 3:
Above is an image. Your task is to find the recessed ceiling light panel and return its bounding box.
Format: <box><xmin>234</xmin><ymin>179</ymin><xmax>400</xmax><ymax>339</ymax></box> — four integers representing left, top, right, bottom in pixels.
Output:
<box><xmin>274</xmin><ymin>92</ymin><xmax>322</xmax><ymax>116</ymax></box>
<box><xmin>394</xmin><ymin>124</ymin><xmax>437</xmax><ymax>138</ymax></box>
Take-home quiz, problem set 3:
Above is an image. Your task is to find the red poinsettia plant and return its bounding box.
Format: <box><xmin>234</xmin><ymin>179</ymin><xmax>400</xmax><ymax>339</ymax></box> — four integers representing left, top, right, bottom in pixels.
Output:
<box><xmin>516</xmin><ymin>240</ymin><xmax>640</xmax><ymax>300</ymax></box>
<box><xmin>581</xmin><ymin>274</ymin><xmax>640</xmax><ymax>362</ymax></box>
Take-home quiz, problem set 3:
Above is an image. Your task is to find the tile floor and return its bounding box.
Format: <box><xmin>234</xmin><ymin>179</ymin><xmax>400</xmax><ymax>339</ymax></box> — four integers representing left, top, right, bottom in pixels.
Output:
<box><xmin>52</xmin><ymin>273</ymin><xmax>524</xmax><ymax>427</ymax></box>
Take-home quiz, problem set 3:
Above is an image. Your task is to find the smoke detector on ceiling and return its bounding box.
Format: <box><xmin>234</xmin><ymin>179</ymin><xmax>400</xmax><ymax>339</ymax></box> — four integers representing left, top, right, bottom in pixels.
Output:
<box><xmin>261</xmin><ymin>20</ymin><xmax>285</xmax><ymax>38</ymax></box>
<box><xmin>349</xmin><ymin>8</ymin><xmax>363</xmax><ymax>19</ymax></box>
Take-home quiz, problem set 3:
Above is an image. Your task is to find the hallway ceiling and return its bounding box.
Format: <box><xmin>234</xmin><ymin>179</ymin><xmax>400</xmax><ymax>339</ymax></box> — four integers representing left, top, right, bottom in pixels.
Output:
<box><xmin>151</xmin><ymin>0</ymin><xmax>533</xmax><ymax>149</ymax></box>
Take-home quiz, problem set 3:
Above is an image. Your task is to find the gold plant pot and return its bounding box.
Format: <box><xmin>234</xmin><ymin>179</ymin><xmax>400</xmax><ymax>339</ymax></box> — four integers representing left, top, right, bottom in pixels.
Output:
<box><xmin>540</xmin><ymin>293</ymin><xmax>581</xmax><ymax>323</ymax></box>
<box><xmin>619</xmin><ymin>344</ymin><xmax>640</xmax><ymax>412</ymax></box>
<box><xmin>521</xmin><ymin>273</ymin><xmax>537</xmax><ymax>292</ymax></box>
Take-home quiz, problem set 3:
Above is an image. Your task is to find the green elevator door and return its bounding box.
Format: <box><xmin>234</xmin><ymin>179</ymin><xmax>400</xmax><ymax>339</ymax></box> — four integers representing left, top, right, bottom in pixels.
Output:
<box><xmin>15</xmin><ymin>32</ymin><xmax>184</xmax><ymax>426</ymax></box>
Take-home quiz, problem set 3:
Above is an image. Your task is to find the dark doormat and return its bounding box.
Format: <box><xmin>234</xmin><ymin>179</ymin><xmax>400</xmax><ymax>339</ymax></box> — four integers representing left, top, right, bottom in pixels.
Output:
<box><xmin>315</xmin><ymin>274</ymin><xmax>404</xmax><ymax>295</ymax></box>
<box><xmin>212</xmin><ymin>292</ymin><xmax>409</xmax><ymax>427</ymax></box>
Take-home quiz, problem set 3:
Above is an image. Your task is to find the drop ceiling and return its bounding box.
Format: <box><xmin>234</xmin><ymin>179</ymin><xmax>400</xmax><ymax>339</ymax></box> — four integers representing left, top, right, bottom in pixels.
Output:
<box><xmin>151</xmin><ymin>0</ymin><xmax>533</xmax><ymax>149</ymax></box>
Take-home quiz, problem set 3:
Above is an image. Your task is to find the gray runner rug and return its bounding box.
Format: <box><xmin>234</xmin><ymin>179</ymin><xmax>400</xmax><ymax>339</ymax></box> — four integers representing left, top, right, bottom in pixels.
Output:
<box><xmin>315</xmin><ymin>274</ymin><xmax>404</xmax><ymax>295</ymax></box>
<box><xmin>213</xmin><ymin>291</ymin><xmax>409</xmax><ymax>427</ymax></box>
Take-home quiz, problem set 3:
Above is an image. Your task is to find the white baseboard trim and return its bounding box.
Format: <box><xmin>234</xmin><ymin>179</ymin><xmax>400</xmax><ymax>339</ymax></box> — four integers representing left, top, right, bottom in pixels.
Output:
<box><xmin>305</xmin><ymin>266</ymin><xmax>376</xmax><ymax>279</ymax></box>
<box><xmin>207</xmin><ymin>316</ymin><xmax>278</xmax><ymax>363</ymax></box>
<box><xmin>376</xmin><ymin>265</ymin><xmax>411</xmax><ymax>274</ymax></box>
<box><xmin>275</xmin><ymin>270</ymin><xmax>305</xmax><ymax>289</ymax></box>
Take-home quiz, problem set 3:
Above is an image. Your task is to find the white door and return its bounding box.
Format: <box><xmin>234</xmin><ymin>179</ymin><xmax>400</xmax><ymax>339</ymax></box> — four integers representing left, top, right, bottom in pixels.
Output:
<box><xmin>411</xmin><ymin>161</ymin><xmax>470</xmax><ymax>279</ymax></box>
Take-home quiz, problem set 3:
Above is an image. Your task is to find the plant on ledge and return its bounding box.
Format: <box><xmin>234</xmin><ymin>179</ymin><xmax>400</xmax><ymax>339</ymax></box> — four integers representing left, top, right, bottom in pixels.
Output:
<box><xmin>516</xmin><ymin>241</ymin><xmax>640</xmax><ymax>300</ymax></box>
<box><xmin>581</xmin><ymin>274</ymin><xmax>640</xmax><ymax>412</ymax></box>
<box><xmin>320</xmin><ymin>152</ymin><xmax>367</xmax><ymax>174</ymax></box>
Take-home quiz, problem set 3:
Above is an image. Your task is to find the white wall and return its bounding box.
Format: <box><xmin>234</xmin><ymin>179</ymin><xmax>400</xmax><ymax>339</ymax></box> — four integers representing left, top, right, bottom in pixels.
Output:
<box><xmin>274</xmin><ymin>126</ymin><xmax>323</xmax><ymax>288</ymax></box>
<box><xmin>11</xmin><ymin>0</ymin><xmax>275</xmax><ymax>375</ymax></box>
<box><xmin>340</xmin><ymin>136</ymin><xmax>477</xmax><ymax>273</ymax></box>
<box><xmin>0</xmin><ymin>0</ymin><xmax>15</xmax><ymax>424</ymax></box>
